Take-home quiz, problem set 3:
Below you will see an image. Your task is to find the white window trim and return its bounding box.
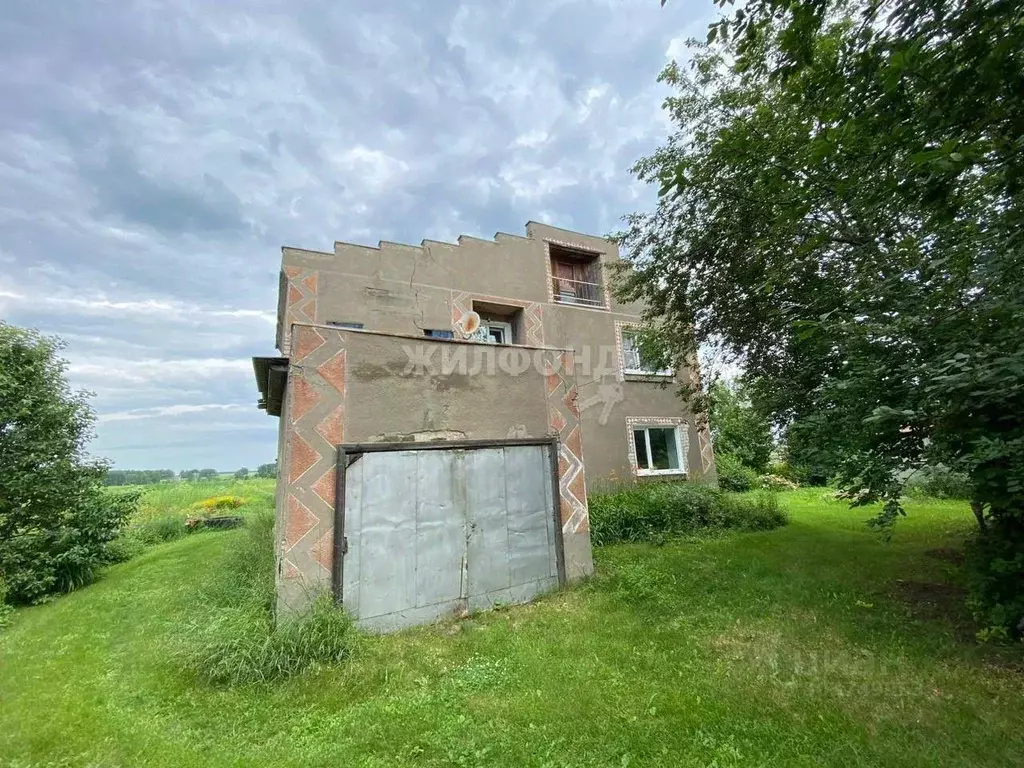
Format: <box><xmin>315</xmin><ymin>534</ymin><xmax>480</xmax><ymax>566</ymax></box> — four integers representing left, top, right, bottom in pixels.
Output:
<box><xmin>626</xmin><ymin>417</ymin><xmax>689</xmax><ymax>476</ymax></box>
<box><xmin>486</xmin><ymin>321</ymin><xmax>512</xmax><ymax>345</ymax></box>
<box><xmin>618</xmin><ymin>325</ymin><xmax>674</xmax><ymax>378</ymax></box>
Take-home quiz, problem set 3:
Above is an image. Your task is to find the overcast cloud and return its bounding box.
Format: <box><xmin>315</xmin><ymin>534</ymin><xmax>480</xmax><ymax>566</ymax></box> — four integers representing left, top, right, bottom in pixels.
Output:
<box><xmin>0</xmin><ymin>0</ymin><xmax>712</xmax><ymax>470</ymax></box>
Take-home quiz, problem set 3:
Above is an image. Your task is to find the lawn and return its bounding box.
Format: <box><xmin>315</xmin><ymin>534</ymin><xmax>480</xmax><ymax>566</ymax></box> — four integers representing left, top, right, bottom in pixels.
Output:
<box><xmin>1</xmin><ymin>486</ymin><xmax>1022</xmax><ymax>767</ymax></box>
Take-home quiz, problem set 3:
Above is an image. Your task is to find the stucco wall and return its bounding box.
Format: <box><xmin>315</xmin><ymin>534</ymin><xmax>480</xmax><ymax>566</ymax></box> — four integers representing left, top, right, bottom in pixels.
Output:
<box><xmin>277</xmin><ymin>323</ymin><xmax>592</xmax><ymax>616</ymax></box>
<box><xmin>275</xmin><ymin>223</ymin><xmax>716</xmax><ymax>490</ymax></box>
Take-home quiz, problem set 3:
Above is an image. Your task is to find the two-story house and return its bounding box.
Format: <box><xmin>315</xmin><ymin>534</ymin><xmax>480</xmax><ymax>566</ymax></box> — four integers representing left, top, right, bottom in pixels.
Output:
<box><xmin>253</xmin><ymin>221</ymin><xmax>715</xmax><ymax>628</ymax></box>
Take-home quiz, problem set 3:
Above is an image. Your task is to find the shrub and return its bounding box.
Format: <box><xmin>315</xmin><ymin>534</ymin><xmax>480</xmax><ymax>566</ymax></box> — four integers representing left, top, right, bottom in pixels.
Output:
<box><xmin>2</xmin><ymin>325</ymin><xmax>143</xmax><ymax>606</ymax></box>
<box><xmin>966</xmin><ymin>521</ymin><xmax>1024</xmax><ymax>642</ymax></box>
<box><xmin>589</xmin><ymin>482</ymin><xmax>787</xmax><ymax>546</ymax></box>
<box><xmin>904</xmin><ymin>466</ymin><xmax>973</xmax><ymax>500</ymax></box>
<box><xmin>715</xmin><ymin>453</ymin><xmax>760</xmax><ymax>492</ymax></box>
<box><xmin>1</xmin><ymin>324</ymin><xmax>139</xmax><ymax>605</ymax></box>
<box><xmin>760</xmin><ymin>474</ymin><xmax>799</xmax><ymax>491</ymax></box>
<box><xmin>768</xmin><ymin>461</ymin><xmax>808</xmax><ymax>484</ymax></box>
<box><xmin>0</xmin><ymin>578</ymin><xmax>12</xmax><ymax>630</ymax></box>
<box><xmin>174</xmin><ymin>513</ymin><xmax>354</xmax><ymax>685</ymax></box>
<box><xmin>0</xmin><ymin>487</ymin><xmax>139</xmax><ymax>603</ymax></box>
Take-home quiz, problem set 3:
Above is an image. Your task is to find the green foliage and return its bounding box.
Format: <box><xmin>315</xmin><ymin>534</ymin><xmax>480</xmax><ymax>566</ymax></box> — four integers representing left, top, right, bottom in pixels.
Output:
<box><xmin>0</xmin><ymin>323</ymin><xmax>138</xmax><ymax>605</ymax></box>
<box><xmin>768</xmin><ymin>461</ymin><xmax>805</xmax><ymax>484</ymax></box>
<box><xmin>233</xmin><ymin>467</ymin><xmax>249</xmax><ymax>480</ymax></box>
<box><xmin>134</xmin><ymin>515</ymin><xmax>189</xmax><ymax>545</ymax></box>
<box><xmin>966</xmin><ymin>521</ymin><xmax>1024</xmax><ymax>642</ymax></box>
<box><xmin>0</xmin><ymin>578</ymin><xmax>12</xmax><ymax>630</ymax></box>
<box><xmin>255</xmin><ymin>462</ymin><xmax>277</xmax><ymax>479</ymax></box>
<box><xmin>588</xmin><ymin>482</ymin><xmax>786</xmax><ymax>545</ymax></box>
<box><xmin>174</xmin><ymin>514</ymin><xmax>353</xmax><ymax>686</ymax></box>
<box><xmin>905</xmin><ymin>466</ymin><xmax>973</xmax><ymax>500</ymax></box>
<box><xmin>760</xmin><ymin>474</ymin><xmax>800</xmax><ymax>492</ymax></box>
<box><xmin>709</xmin><ymin>380</ymin><xmax>774</xmax><ymax>473</ymax></box>
<box><xmin>715</xmin><ymin>453</ymin><xmax>760</xmax><ymax>492</ymax></box>
<box><xmin>621</xmin><ymin>0</ymin><xmax>1024</xmax><ymax>637</ymax></box>
<box><xmin>104</xmin><ymin>469</ymin><xmax>176</xmax><ymax>486</ymax></box>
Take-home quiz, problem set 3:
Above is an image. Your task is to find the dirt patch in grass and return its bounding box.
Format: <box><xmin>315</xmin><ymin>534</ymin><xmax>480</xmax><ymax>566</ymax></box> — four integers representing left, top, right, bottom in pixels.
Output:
<box><xmin>925</xmin><ymin>547</ymin><xmax>966</xmax><ymax>566</ymax></box>
<box><xmin>891</xmin><ymin>579</ymin><xmax>975</xmax><ymax>640</ymax></box>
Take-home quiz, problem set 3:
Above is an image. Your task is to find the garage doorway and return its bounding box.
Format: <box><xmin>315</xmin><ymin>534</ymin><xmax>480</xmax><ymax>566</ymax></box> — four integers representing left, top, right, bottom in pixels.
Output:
<box><xmin>334</xmin><ymin>438</ymin><xmax>564</xmax><ymax>632</ymax></box>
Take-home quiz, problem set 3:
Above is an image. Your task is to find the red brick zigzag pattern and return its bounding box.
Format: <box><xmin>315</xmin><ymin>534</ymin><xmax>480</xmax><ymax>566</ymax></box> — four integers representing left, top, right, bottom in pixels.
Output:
<box><xmin>545</xmin><ymin>349</ymin><xmax>588</xmax><ymax>534</ymax></box>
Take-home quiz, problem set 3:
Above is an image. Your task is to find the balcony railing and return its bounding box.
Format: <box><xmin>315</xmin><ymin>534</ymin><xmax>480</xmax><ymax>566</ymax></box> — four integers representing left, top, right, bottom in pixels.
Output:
<box><xmin>552</xmin><ymin>276</ymin><xmax>605</xmax><ymax>307</ymax></box>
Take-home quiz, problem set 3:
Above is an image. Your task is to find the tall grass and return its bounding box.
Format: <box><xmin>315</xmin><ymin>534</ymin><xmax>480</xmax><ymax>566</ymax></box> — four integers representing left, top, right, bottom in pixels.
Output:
<box><xmin>108</xmin><ymin>478</ymin><xmax>276</xmax><ymax>558</ymax></box>
<box><xmin>132</xmin><ymin>478</ymin><xmax>276</xmax><ymax>523</ymax></box>
<box><xmin>172</xmin><ymin>513</ymin><xmax>354</xmax><ymax>686</ymax></box>
<box><xmin>589</xmin><ymin>482</ymin><xmax>787</xmax><ymax>546</ymax></box>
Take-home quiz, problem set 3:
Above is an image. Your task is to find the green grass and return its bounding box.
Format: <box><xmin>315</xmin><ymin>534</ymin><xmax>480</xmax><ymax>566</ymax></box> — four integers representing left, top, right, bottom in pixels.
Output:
<box><xmin>130</xmin><ymin>478</ymin><xmax>276</xmax><ymax>524</ymax></box>
<box><xmin>2</xmin><ymin>488</ymin><xmax>1022</xmax><ymax>767</ymax></box>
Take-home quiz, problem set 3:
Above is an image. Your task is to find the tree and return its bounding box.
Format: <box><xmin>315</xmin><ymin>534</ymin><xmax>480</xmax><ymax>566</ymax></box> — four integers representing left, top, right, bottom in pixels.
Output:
<box><xmin>255</xmin><ymin>462</ymin><xmax>277</xmax><ymax>479</ymax></box>
<box><xmin>234</xmin><ymin>467</ymin><xmax>249</xmax><ymax>480</ymax></box>
<box><xmin>198</xmin><ymin>468</ymin><xmax>219</xmax><ymax>481</ymax></box>
<box><xmin>622</xmin><ymin>1</ymin><xmax>1024</xmax><ymax>636</ymax></box>
<box><xmin>0</xmin><ymin>323</ymin><xmax>137</xmax><ymax>604</ymax></box>
<box><xmin>709</xmin><ymin>379</ymin><xmax>773</xmax><ymax>473</ymax></box>
<box><xmin>103</xmin><ymin>469</ymin><xmax>174</xmax><ymax>486</ymax></box>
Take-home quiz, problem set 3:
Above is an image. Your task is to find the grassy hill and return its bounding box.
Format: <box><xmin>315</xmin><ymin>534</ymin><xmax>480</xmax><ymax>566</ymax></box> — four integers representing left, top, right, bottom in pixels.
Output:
<box><xmin>1</xmin><ymin>487</ymin><xmax>1022</xmax><ymax>767</ymax></box>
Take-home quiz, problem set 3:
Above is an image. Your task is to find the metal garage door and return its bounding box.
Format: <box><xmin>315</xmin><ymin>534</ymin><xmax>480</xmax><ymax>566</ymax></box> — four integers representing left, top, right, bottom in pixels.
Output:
<box><xmin>337</xmin><ymin>439</ymin><xmax>564</xmax><ymax>632</ymax></box>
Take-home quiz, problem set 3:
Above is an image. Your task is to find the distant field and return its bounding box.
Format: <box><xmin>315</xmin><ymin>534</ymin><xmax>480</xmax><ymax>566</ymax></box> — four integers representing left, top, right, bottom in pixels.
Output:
<box><xmin>2</xmin><ymin>488</ymin><xmax>1022</xmax><ymax>767</ymax></box>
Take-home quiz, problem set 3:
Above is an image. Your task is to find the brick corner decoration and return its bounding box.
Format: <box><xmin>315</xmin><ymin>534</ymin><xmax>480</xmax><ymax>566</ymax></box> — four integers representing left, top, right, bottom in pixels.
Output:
<box><xmin>450</xmin><ymin>290</ymin><xmax>545</xmax><ymax>347</ymax></box>
<box><xmin>278</xmin><ymin>324</ymin><xmax>346</xmax><ymax>614</ymax></box>
<box><xmin>280</xmin><ymin>267</ymin><xmax>319</xmax><ymax>355</ymax></box>
<box><xmin>544</xmin><ymin>349</ymin><xmax>589</xmax><ymax>537</ymax></box>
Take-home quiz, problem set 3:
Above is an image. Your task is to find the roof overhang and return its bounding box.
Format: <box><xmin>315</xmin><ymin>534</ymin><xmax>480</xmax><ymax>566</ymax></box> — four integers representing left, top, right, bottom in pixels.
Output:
<box><xmin>252</xmin><ymin>356</ymin><xmax>288</xmax><ymax>417</ymax></box>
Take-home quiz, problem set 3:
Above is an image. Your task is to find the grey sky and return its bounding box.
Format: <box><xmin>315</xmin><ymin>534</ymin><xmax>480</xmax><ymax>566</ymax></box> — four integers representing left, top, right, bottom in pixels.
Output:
<box><xmin>0</xmin><ymin>0</ymin><xmax>712</xmax><ymax>471</ymax></box>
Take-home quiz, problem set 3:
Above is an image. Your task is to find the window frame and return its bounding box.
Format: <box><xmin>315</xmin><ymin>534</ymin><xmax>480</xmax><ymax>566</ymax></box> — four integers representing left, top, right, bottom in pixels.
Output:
<box><xmin>423</xmin><ymin>329</ymin><xmax>455</xmax><ymax>339</ymax></box>
<box><xmin>546</xmin><ymin>242</ymin><xmax>609</xmax><ymax>310</ymax></box>
<box><xmin>470</xmin><ymin>321</ymin><xmax>513</xmax><ymax>345</ymax></box>
<box><xmin>630</xmin><ymin>423</ymin><xmax>687</xmax><ymax>476</ymax></box>
<box><xmin>620</xmin><ymin>328</ymin><xmax>673</xmax><ymax>378</ymax></box>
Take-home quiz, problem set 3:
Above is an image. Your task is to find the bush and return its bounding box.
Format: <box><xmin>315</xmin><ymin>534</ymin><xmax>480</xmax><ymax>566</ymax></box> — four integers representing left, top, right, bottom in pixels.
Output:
<box><xmin>174</xmin><ymin>514</ymin><xmax>354</xmax><ymax>686</ymax></box>
<box><xmin>768</xmin><ymin>461</ymin><xmax>808</xmax><ymax>483</ymax></box>
<box><xmin>0</xmin><ymin>578</ymin><xmax>12</xmax><ymax>630</ymax></box>
<box><xmin>904</xmin><ymin>466</ymin><xmax>973</xmax><ymax>500</ymax></box>
<box><xmin>589</xmin><ymin>482</ymin><xmax>787</xmax><ymax>546</ymax></box>
<box><xmin>715</xmin><ymin>453</ymin><xmax>760</xmax><ymax>492</ymax></box>
<box><xmin>0</xmin><ymin>488</ymin><xmax>139</xmax><ymax>604</ymax></box>
<box><xmin>966</xmin><ymin>522</ymin><xmax>1024</xmax><ymax>642</ymax></box>
<box><xmin>760</xmin><ymin>474</ymin><xmax>799</xmax><ymax>491</ymax></box>
<box><xmin>1</xmin><ymin>324</ymin><xmax>138</xmax><ymax>606</ymax></box>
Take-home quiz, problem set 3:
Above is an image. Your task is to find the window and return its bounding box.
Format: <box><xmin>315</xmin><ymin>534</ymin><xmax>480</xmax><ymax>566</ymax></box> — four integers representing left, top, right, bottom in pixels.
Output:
<box><xmin>469</xmin><ymin>321</ymin><xmax>512</xmax><ymax>345</ymax></box>
<box><xmin>327</xmin><ymin>321</ymin><xmax>363</xmax><ymax>329</ymax></box>
<box><xmin>424</xmin><ymin>329</ymin><xmax>455</xmax><ymax>339</ymax></box>
<box><xmin>632</xmin><ymin>425</ymin><xmax>685</xmax><ymax>474</ymax></box>
<box><xmin>621</xmin><ymin>330</ymin><xmax>672</xmax><ymax>376</ymax></box>
<box><xmin>549</xmin><ymin>244</ymin><xmax>604</xmax><ymax>307</ymax></box>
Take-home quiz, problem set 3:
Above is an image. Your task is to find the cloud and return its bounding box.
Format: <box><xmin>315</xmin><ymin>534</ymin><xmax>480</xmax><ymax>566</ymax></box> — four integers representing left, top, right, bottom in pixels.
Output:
<box><xmin>0</xmin><ymin>0</ymin><xmax>714</xmax><ymax>469</ymax></box>
<box><xmin>69</xmin><ymin>358</ymin><xmax>254</xmax><ymax>386</ymax></box>
<box><xmin>98</xmin><ymin>403</ymin><xmax>248</xmax><ymax>423</ymax></box>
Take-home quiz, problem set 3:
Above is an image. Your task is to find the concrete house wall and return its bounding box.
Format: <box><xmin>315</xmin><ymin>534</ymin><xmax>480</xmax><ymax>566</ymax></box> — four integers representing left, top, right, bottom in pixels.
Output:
<box><xmin>274</xmin><ymin>324</ymin><xmax>590</xmax><ymax>615</ymax></box>
<box><xmin>276</xmin><ymin>221</ymin><xmax>716</xmax><ymax>490</ymax></box>
<box><xmin>261</xmin><ymin>221</ymin><xmax>717</xmax><ymax>617</ymax></box>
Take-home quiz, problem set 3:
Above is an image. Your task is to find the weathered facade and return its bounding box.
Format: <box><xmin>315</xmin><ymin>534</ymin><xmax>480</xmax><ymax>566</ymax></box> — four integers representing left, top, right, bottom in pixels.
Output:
<box><xmin>254</xmin><ymin>221</ymin><xmax>715</xmax><ymax>621</ymax></box>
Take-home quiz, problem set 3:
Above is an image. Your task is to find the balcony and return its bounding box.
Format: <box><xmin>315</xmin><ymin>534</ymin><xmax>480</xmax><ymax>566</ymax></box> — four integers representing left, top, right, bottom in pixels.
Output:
<box><xmin>551</xmin><ymin>276</ymin><xmax>605</xmax><ymax>307</ymax></box>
